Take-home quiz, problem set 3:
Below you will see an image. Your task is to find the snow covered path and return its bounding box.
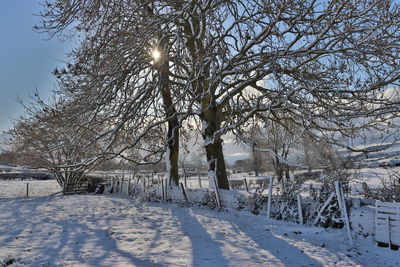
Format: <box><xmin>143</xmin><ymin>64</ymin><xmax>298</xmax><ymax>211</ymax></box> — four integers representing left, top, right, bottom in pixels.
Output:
<box><xmin>0</xmin><ymin>195</ymin><xmax>398</xmax><ymax>266</ymax></box>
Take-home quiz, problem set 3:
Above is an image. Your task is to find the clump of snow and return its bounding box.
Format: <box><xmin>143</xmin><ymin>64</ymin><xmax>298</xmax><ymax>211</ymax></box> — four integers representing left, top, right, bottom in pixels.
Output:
<box><xmin>203</xmin><ymin>136</ymin><xmax>214</xmax><ymax>147</ymax></box>
<box><xmin>201</xmin><ymin>121</ymin><xmax>208</xmax><ymax>135</ymax></box>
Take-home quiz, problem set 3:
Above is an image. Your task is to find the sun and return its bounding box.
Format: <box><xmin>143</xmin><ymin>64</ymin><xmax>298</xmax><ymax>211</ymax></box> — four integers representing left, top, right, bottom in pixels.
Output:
<box><xmin>152</xmin><ymin>49</ymin><xmax>161</xmax><ymax>62</ymax></box>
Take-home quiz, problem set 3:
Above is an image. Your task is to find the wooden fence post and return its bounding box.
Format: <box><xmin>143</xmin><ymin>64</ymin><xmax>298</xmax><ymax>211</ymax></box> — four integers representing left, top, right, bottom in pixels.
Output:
<box><xmin>180</xmin><ymin>182</ymin><xmax>189</xmax><ymax>204</ymax></box>
<box><xmin>128</xmin><ymin>178</ymin><xmax>131</xmax><ymax>196</ymax></box>
<box><xmin>297</xmin><ymin>194</ymin><xmax>303</xmax><ymax>225</ymax></box>
<box><xmin>184</xmin><ymin>173</ymin><xmax>187</xmax><ymax>188</ymax></box>
<box><xmin>244</xmin><ymin>178</ymin><xmax>249</xmax><ymax>192</ymax></box>
<box><xmin>313</xmin><ymin>192</ymin><xmax>335</xmax><ymax>225</ymax></box>
<box><xmin>141</xmin><ymin>177</ymin><xmax>146</xmax><ymax>192</ymax></box>
<box><xmin>161</xmin><ymin>178</ymin><xmax>165</xmax><ymax>202</ymax></box>
<box><xmin>335</xmin><ymin>181</ymin><xmax>353</xmax><ymax>248</ymax></box>
<box><xmin>198</xmin><ymin>171</ymin><xmax>202</xmax><ymax>188</ymax></box>
<box><xmin>211</xmin><ymin>173</ymin><xmax>221</xmax><ymax>208</ymax></box>
<box><xmin>164</xmin><ymin>178</ymin><xmax>168</xmax><ymax>202</ymax></box>
<box><xmin>26</xmin><ymin>183</ymin><xmax>29</xmax><ymax>197</ymax></box>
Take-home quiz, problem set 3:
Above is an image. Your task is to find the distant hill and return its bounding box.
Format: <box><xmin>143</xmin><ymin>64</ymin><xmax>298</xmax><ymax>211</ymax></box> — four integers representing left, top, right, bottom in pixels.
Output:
<box><xmin>343</xmin><ymin>142</ymin><xmax>400</xmax><ymax>168</ymax></box>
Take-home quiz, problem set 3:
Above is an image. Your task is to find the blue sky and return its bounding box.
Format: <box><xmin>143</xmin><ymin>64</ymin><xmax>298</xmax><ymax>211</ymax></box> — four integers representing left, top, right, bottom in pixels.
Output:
<box><xmin>0</xmin><ymin>1</ymin><xmax>70</xmax><ymax>133</ymax></box>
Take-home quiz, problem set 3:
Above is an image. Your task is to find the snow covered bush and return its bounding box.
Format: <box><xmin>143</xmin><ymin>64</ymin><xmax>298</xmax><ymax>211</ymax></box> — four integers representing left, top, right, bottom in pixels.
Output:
<box><xmin>85</xmin><ymin>175</ymin><xmax>108</xmax><ymax>193</ymax></box>
<box><xmin>251</xmin><ymin>178</ymin><xmax>269</xmax><ymax>188</ymax></box>
<box><xmin>309</xmin><ymin>170</ymin><xmax>352</xmax><ymax>201</ymax></box>
<box><xmin>228</xmin><ymin>180</ymin><xmax>245</xmax><ymax>189</ymax></box>
<box><xmin>272</xmin><ymin>180</ymin><xmax>303</xmax><ymax>221</ymax></box>
<box><xmin>357</xmin><ymin>170</ymin><xmax>400</xmax><ymax>202</ymax></box>
<box><xmin>246</xmin><ymin>187</ymin><xmax>268</xmax><ymax>215</ymax></box>
<box><xmin>201</xmin><ymin>190</ymin><xmax>220</xmax><ymax>209</ymax></box>
<box><xmin>375</xmin><ymin>171</ymin><xmax>400</xmax><ymax>202</ymax></box>
<box><xmin>307</xmin><ymin>170</ymin><xmax>354</xmax><ymax>228</ymax></box>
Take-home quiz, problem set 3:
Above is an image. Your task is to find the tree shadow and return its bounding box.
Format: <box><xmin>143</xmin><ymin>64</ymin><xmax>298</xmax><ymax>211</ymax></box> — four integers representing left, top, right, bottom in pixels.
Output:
<box><xmin>0</xmin><ymin>195</ymin><xmax>358</xmax><ymax>266</ymax></box>
<box><xmin>0</xmin><ymin>196</ymin><xmax>163</xmax><ymax>266</ymax></box>
<box><xmin>195</xmin><ymin>209</ymin><xmax>356</xmax><ymax>266</ymax></box>
<box><xmin>171</xmin><ymin>207</ymin><xmax>230</xmax><ymax>267</ymax></box>
<box><xmin>52</xmin><ymin>219</ymin><xmax>163</xmax><ymax>267</ymax></box>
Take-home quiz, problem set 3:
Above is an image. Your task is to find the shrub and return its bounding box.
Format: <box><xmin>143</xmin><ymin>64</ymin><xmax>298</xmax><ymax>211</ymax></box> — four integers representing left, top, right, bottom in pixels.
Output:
<box><xmin>307</xmin><ymin>170</ymin><xmax>354</xmax><ymax>228</ymax></box>
<box><xmin>376</xmin><ymin>171</ymin><xmax>400</xmax><ymax>203</ymax></box>
<box><xmin>272</xmin><ymin>180</ymin><xmax>303</xmax><ymax>222</ymax></box>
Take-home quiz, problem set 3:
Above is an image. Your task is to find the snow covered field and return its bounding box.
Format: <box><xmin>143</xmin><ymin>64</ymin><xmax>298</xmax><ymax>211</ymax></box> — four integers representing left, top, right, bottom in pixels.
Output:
<box><xmin>0</xmin><ymin>179</ymin><xmax>61</xmax><ymax>197</ymax></box>
<box><xmin>1</xmin><ymin>194</ymin><xmax>399</xmax><ymax>267</ymax></box>
<box><xmin>2</xmin><ymin>164</ymin><xmax>398</xmax><ymax>198</ymax></box>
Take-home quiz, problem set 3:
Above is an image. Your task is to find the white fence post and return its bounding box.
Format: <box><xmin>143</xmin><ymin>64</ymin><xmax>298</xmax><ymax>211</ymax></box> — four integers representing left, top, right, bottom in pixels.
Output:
<box><xmin>141</xmin><ymin>177</ymin><xmax>146</xmax><ymax>192</ymax></box>
<box><xmin>127</xmin><ymin>178</ymin><xmax>131</xmax><ymax>196</ymax></box>
<box><xmin>335</xmin><ymin>181</ymin><xmax>353</xmax><ymax>248</ymax></box>
<box><xmin>208</xmin><ymin>159</ymin><xmax>221</xmax><ymax>208</ymax></box>
<box><xmin>267</xmin><ymin>177</ymin><xmax>273</xmax><ymax>219</ymax></box>
<box><xmin>161</xmin><ymin>178</ymin><xmax>165</xmax><ymax>202</ymax></box>
<box><xmin>313</xmin><ymin>192</ymin><xmax>335</xmax><ymax>225</ymax></box>
<box><xmin>297</xmin><ymin>194</ymin><xmax>303</xmax><ymax>225</ymax></box>
<box><xmin>163</xmin><ymin>178</ymin><xmax>168</xmax><ymax>202</ymax></box>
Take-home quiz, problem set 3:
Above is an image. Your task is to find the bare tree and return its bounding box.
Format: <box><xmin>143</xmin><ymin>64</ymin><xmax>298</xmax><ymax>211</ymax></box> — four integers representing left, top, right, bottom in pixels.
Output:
<box><xmin>37</xmin><ymin>1</ymin><xmax>190</xmax><ymax>185</ymax></box>
<box><xmin>153</xmin><ymin>0</ymin><xmax>400</xmax><ymax>188</ymax></box>
<box><xmin>244</xmin><ymin>120</ymin><xmax>298</xmax><ymax>181</ymax></box>
<box><xmin>10</xmin><ymin>94</ymin><xmax>103</xmax><ymax>189</ymax></box>
<box><xmin>36</xmin><ymin>0</ymin><xmax>400</xmax><ymax>191</ymax></box>
<box><xmin>299</xmin><ymin>134</ymin><xmax>343</xmax><ymax>172</ymax></box>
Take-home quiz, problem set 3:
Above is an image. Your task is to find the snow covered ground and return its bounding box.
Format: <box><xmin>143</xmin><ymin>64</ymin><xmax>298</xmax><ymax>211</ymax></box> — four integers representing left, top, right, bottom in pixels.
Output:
<box><xmin>0</xmin><ymin>179</ymin><xmax>61</xmax><ymax>197</ymax></box>
<box><xmin>1</xmin><ymin>194</ymin><xmax>399</xmax><ymax>267</ymax></box>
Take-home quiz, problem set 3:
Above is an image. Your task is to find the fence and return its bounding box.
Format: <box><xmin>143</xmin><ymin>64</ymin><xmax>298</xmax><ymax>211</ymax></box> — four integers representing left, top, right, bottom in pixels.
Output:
<box><xmin>376</xmin><ymin>201</ymin><xmax>400</xmax><ymax>249</ymax></box>
<box><xmin>63</xmin><ymin>182</ymin><xmax>89</xmax><ymax>195</ymax></box>
<box><xmin>0</xmin><ymin>179</ymin><xmax>61</xmax><ymax>197</ymax></box>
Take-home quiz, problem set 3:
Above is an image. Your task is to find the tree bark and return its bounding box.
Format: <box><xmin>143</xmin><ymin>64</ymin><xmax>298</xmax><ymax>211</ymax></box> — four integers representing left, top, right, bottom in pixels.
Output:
<box><xmin>159</xmin><ymin>37</ymin><xmax>180</xmax><ymax>186</ymax></box>
<box><xmin>204</xmin><ymin>138</ymin><xmax>230</xmax><ymax>189</ymax></box>
<box><xmin>284</xmin><ymin>165</ymin><xmax>290</xmax><ymax>180</ymax></box>
<box><xmin>202</xmin><ymin>108</ymin><xmax>230</xmax><ymax>190</ymax></box>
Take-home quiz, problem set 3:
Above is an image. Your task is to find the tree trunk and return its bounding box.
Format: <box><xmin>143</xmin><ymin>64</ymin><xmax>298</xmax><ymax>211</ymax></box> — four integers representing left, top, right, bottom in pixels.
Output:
<box><xmin>284</xmin><ymin>165</ymin><xmax>290</xmax><ymax>180</ymax></box>
<box><xmin>204</xmin><ymin>139</ymin><xmax>230</xmax><ymax>189</ymax></box>
<box><xmin>274</xmin><ymin>153</ymin><xmax>283</xmax><ymax>182</ymax></box>
<box><xmin>165</xmin><ymin>118</ymin><xmax>179</xmax><ymax>186</ymax></box>
<box><xmin>276</xmin><ymin>167</ymin><xmax>283</xmax><ymax>182</ymax></box>
<box><xmin>283</xmin><ymin>149</ymin><xmax>290</xmax><ymax>181</ymax></box>
<box><xmin>201</xmin><ymin>108</ymin><xmax>229</xmax><ymax>190</ymax></box>
<box><xmin>178</xmin><ymin>5</ymin><xmax>228</xmax><ymax>188</ymax></box>
<box><xmin>159</xmin><ymin>37</ymin><xmax>179</xmax><ymax>186</ymax></box>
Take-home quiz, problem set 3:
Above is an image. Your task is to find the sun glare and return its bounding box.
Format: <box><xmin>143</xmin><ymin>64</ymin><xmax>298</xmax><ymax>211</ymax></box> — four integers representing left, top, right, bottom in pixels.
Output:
<box><xmin>152</xmin><ymin>49</ymin><xmax>161</xmax><ymax>61</ymax></box>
